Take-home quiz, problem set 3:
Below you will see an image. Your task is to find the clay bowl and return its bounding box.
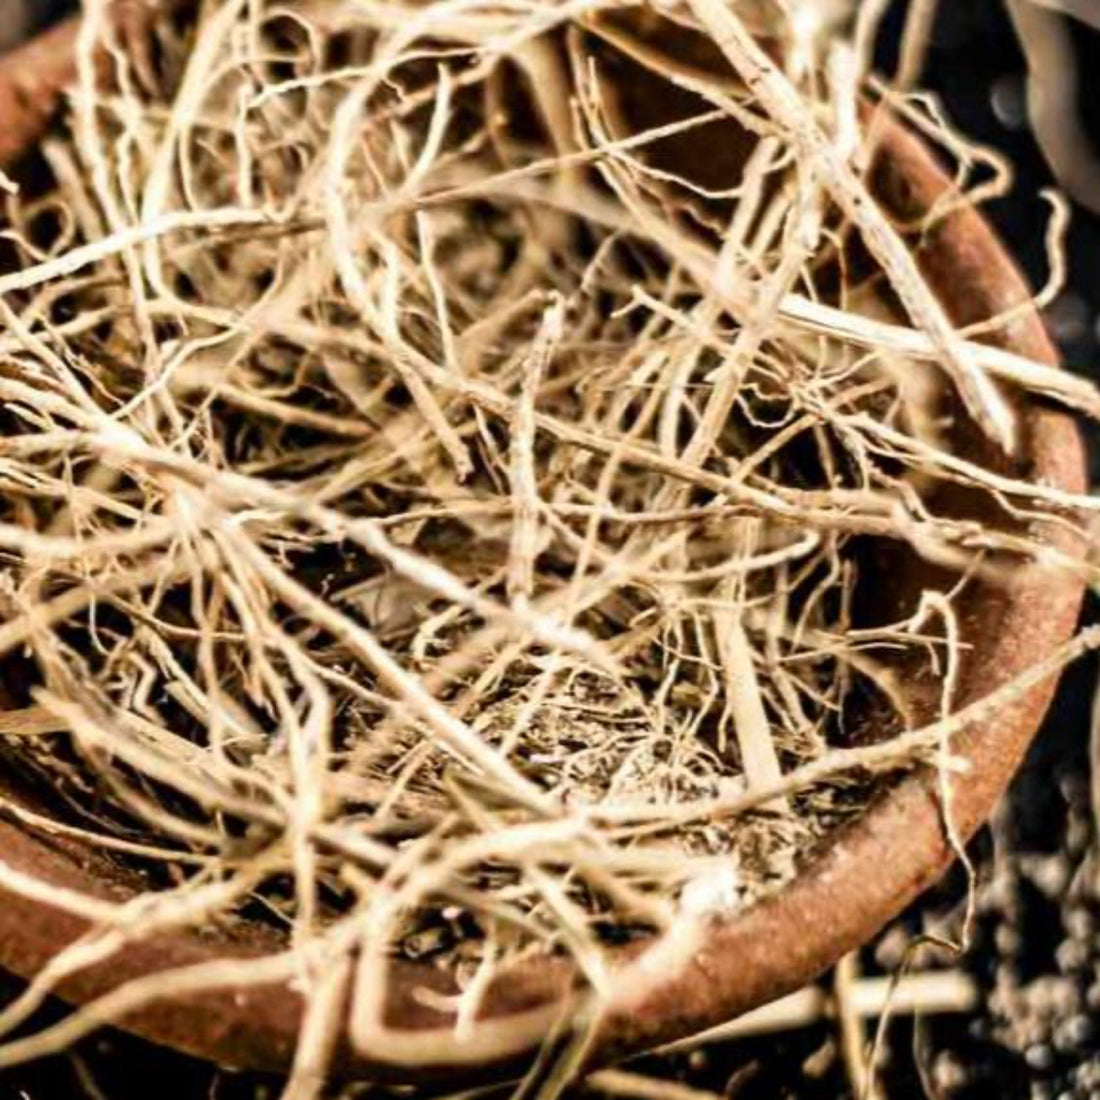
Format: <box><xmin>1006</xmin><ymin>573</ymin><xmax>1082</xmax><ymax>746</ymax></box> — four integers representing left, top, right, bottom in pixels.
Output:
<box><xmin>0</xmin><ymin>13</ymin><xmax>1087</xmax><ymax>1085</ymax></box>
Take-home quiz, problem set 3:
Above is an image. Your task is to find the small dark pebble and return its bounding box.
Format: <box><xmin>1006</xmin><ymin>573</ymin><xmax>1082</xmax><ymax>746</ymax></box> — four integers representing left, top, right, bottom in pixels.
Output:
<box><xmin>1057</xmin><ymin>939</ymin><xmax>1090</xmax><ymax>973</ymax></box>
<box><xmin>1065</xmin><ymin>907</ymin><xmax>1095</xmax><ymax>940</ymax></box>
<box><xmin>1055</xmin><ymin>1017</ymin><xmax>1095</xmax><ymax>1055</ymax></box>
<box><xmin>1026</xmin><ymin>1045</ymin><xmax>1057</xmax><ymax>1072</ymax></box>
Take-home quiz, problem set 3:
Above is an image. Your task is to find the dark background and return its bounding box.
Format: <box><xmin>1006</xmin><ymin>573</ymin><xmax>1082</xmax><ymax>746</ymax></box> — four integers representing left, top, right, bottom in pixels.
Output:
<box><xmin>1</xmin><ymin>1</ymin><xmax>1099</xmax><ymax>1097</ymax></box>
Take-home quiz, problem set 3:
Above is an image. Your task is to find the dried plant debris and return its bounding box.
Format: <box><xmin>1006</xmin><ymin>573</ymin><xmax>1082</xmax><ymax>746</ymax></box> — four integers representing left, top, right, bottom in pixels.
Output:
<box><xmin>0</xmin><ymin>0</ymin><xmax>1096</xmax><ymax>1086</ymax></box>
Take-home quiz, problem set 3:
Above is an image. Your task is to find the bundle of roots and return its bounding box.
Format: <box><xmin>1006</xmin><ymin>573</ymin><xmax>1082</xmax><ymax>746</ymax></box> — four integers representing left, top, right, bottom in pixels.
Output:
<box><xmin>0</xmin><ymin>0</ymin><xmax>1095</xmax><ymax>1087</ymax></box>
